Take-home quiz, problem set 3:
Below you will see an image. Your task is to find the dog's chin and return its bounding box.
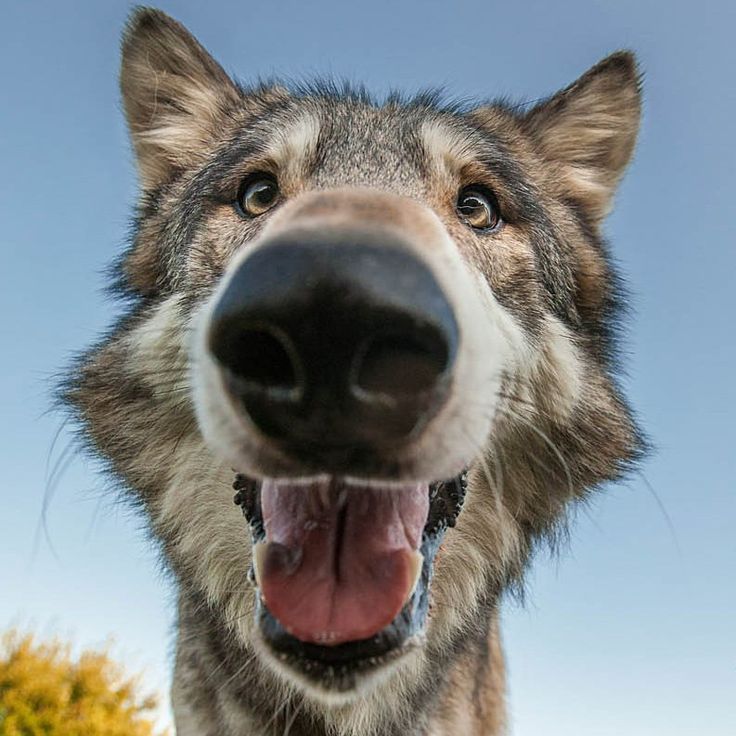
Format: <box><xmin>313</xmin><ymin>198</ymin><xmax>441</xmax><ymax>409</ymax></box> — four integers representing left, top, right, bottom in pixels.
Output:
<box><xmin>231</xmin><ymin>472</ymin><xmax>467</xmax><ymax>701</ymax></box>
<box><xmin>252</xmin><ymin>622</ymin><xmax>423</xmax><ymax>706</ymax></box>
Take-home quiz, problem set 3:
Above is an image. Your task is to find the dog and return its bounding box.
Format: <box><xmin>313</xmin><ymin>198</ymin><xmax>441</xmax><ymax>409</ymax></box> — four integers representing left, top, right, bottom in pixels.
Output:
<box><xmin>63</xmin><ymin>7</ymin><xmax>643</xmax><ymax>734</ymax></box>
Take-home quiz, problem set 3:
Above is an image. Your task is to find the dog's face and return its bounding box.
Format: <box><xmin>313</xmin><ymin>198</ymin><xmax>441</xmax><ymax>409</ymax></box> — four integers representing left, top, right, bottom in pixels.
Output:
<box><xmin>67</xmin><ymin>7</ymin><xmax>642</xmax><ymax>722</ymax></box>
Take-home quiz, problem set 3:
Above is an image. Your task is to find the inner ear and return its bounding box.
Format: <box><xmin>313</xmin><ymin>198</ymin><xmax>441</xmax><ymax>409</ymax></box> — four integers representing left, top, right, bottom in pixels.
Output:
<box><xmin>120</xmin><ymin>8</ymin><xmax>241</xmax><ymax>188</ymax></box>
<box><xmin>521</xmin><ymin>52</ymin><xmax>642</xmax><ymax>224</ymax></box>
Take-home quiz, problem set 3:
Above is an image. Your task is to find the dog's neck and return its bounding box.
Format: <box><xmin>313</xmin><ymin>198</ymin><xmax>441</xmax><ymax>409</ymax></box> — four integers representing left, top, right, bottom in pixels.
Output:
<box><xmin>422</xmin><ymin>615</ymin><xmax>507</xmax><ymax>736</ymax></box>
<box><xmin>171</xmin><ymin>587</ymin><xmax>506</xmax><ymax>736</ymax></box>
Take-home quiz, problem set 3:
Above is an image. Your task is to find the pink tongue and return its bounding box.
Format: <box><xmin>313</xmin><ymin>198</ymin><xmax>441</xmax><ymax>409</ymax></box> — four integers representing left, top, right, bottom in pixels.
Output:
<box><xmin>258</xmin><ymin>479</ymin><xmax>428</xmax><ymax>646</ymax></box>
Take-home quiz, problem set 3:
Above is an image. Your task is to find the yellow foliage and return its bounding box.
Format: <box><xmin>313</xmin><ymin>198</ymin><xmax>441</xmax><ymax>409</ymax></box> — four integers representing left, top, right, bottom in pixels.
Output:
<box><xmin>0</xmin><ymin>630</ymin><xmax>168</xmax><ymax>736</ymax></box>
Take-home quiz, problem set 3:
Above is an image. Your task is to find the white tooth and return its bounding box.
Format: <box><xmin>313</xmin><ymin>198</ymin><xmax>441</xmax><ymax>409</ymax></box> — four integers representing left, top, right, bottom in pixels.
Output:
<box><xmin>252</xmin><ymin>542</ymin><xmax>267</xmax><ymax>588</ymax></box>
<box><xmin>406</xmin><ymin>551</ymin><xmax>424</xmax><ymax>603</ymax></box>
<box><xmin>318</xmin><ymin>482</ymin><xmax>330</xmax><ymax>509</ymax></box>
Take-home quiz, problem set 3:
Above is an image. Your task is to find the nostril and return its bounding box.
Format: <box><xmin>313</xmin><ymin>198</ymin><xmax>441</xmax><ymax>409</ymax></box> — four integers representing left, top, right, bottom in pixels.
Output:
<box><xmin>351</xmin><ymin>329</ymin><xmax>451</xmax><ymax>403</ymax></box>
<box><xmin>210</xmin><ymin>323</ymin><xmax>303</xmax><ymax>399</ymax></box>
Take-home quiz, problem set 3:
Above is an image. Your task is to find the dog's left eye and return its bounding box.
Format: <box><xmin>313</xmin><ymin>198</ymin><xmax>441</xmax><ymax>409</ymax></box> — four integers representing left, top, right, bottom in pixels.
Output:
<box><xmin>456</xmin><ymin>186</ymin><xmax>500</xmax><ymax>231</ymax></box>
<box><xmin>236</xmin><ymin>174</ymin><xmax>280</xmax><ymax>217</ymax></box>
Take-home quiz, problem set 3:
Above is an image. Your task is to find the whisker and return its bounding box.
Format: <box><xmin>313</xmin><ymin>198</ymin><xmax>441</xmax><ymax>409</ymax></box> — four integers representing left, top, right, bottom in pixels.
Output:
<box><xmin>44</xmin><ymin>418</ymin><xmax>70</xmax><ymax>485</ymax></box>
<box><xmin>478</xmin><ymin>450</ymin><xmax>504</xmax><ymax>517</ymax></box>
<box><xmin>282</xmin><ymin>696</ymin><xmax>305</xmax><ymax>736</ymax></box>
<box><xmin>637</xmin><ymin>470</ymin><xmax>684</xmax><ymax>561</ymax></box>
<box><xmin>262</xmin><ymin>694</ymin><xmax>291</xmax><ymax>733</ymax></box>
<box><xmin>84</xmin><ymin>491</ymin><xmax>107</xmax><ymax>543</ymax></box>
<box><xmin>33</xmin><ymin>437</ymin><xmax>80</xmax><ymax>562</ymax></box>
<box><xmin>499</xmin><ymin>404</ymin><xmax>576</xmax><ymax>500</ymax></box>
<box><xmin>216</xmin><ymin>651</ymin><xmax>258</xmax><ymax>693</ymax></box>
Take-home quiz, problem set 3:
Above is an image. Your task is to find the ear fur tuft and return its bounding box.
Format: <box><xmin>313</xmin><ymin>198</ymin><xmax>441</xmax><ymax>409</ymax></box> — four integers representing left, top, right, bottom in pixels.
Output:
<box><xmin>120</xmin><ymin>7</ymin><xmax>241</xmax><ymax>188</ymax></box>
<box><xmin>522</xmin><ymin>51</ymin><xmax>642</xmax><ymax>223</ymax></box>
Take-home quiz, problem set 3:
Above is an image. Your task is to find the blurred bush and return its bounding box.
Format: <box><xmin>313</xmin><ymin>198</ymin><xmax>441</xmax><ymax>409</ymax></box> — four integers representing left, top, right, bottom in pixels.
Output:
<box><xmin>0</xmin><ymin>629</ymin><xmax>168</xmax><ymax>735</ymax></box>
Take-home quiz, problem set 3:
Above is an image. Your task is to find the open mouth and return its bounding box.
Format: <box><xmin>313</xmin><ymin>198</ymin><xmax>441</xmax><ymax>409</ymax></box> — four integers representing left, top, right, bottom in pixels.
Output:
<box><xmin>233</xmin><ymin>472</ymin><xmax>466</xmax><ymax>690</ymax></box>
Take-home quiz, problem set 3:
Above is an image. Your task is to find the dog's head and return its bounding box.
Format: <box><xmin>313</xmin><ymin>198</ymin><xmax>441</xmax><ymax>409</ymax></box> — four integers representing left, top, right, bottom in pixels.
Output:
<box><xmin>67</xmin><ymin>7</ymin><xmax>642</xmax><ymax>722</ymax></box>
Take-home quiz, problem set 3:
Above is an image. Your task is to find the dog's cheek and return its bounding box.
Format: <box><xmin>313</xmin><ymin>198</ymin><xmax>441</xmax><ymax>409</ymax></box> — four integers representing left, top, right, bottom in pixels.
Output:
<box><xmin>125</xmin><ymin>296</ymin><xmax>192</xmax><ymax>403</ymax></box>
<box><xmin>525</xmin><ymin>317</ymin><xmax>585</xmax><ymax>425</ymax></box>
<box><xmin>419</xmin><ymin>278</ymin><xmax>532</xmax><ymax>645</ymax></box>
<box><xmin>154</xmin><ymin>437</ymin><xmax>258</xmax><ymax>643</ymax></box>
<box><xmin>183</xmin><ymin>212</ymin><xmax>263</xmax><ymax>295</ymax></box>
<box><xmin>427</xmin><ymin>464</ymin><xmax>524</xmax><ymax>646</ymax></box>
<box><xmin>123</xmin><ymin>298</ymin><xmax>258</xmax><ymax>643</ymax></box>
<box><xmin>452</xmin><ymin>219</ymin><xmax>548</xmax><ymax>339</ymax></box>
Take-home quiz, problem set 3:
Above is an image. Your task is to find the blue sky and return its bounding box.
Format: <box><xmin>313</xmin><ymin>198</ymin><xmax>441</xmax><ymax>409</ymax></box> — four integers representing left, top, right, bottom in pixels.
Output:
<box><xmin>1</xmin><ymin>1</ymin><xmax>734</xmax><ymax>733</ymax></box>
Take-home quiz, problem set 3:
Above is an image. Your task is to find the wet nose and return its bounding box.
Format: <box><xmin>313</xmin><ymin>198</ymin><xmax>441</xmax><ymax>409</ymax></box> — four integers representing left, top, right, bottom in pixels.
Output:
<box><xmin>207</xmin><ymin>230</ymin><xmax>458</xmax><ymax>457</ymax></box>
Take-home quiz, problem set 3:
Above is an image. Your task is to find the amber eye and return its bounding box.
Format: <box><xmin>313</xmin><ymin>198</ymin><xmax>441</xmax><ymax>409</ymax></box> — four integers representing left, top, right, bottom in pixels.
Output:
<box><xmin>456</xmin><ymin>186</ymin><xmax>500</xmax><ymax>230</ymax></box>
<box><xmin>237</xmin><ymin>174</ymin><xmax>280</xmax><ymax>217</ymax></box>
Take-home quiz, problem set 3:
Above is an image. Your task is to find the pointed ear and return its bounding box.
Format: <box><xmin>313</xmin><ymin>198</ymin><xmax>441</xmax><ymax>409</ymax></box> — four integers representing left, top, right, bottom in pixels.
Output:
<box><xmin>120</xmin><ymin>7</ymin><xmax>241</xmax><ymax>189</ymax></box>
<box><xmin>521</xmin><ymin>52</ymin><xmax>642</xmax><ymax>223</ymax></box>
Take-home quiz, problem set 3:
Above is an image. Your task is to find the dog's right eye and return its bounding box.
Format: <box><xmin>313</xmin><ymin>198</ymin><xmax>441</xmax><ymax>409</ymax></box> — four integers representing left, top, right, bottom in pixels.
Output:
<box><xmin>236</xmin><ymin>174</ymin><xmax>280</xmax><ymax>217</ymax></box>
<box><xmin>456</xmin><ymin>186</ymin><xmax>501</xmax><ymax>231</ymax></box>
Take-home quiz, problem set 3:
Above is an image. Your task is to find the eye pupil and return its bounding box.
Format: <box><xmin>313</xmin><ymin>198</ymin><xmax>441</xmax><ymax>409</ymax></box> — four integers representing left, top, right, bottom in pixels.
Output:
<box><xmin>456</xmin><ymin>187</ymin><xmax>500</xmax><ymax>230</ymax></box>
<box><xmin>238</xmin><ymin>175</ymin><xmax>280</xmax><ymax>217</ymax></box>
<box><xmin>252</xmin><ymin>183</ymin><xmax>275</xmax><ymax>205</ymax></box>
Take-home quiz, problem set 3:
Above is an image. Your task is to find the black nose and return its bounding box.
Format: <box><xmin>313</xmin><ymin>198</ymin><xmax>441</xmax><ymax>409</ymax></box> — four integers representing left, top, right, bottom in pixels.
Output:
<box><xmin>208</xmin><ymin>230</ymin><xmax>458</xmax><ymax>460</ymax></box>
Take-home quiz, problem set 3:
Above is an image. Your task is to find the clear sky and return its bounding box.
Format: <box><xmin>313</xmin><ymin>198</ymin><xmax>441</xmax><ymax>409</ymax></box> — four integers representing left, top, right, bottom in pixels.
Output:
<box><xmin>1</xmin><ymin>1</ymin><xmax>734</xmax><ymax>733</ymax></box>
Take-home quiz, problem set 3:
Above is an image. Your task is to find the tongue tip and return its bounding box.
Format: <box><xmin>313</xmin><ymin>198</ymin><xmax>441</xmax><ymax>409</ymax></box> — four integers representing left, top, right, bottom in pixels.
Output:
<box><xmin>273</xmin><ymin>603</ymin><xmax>400</xmax><ymax>647</ymax></box>
<box><xmin>258</xmin><ymin>546</ymin><xmax>424</xmax><ymax>646</ymax></box>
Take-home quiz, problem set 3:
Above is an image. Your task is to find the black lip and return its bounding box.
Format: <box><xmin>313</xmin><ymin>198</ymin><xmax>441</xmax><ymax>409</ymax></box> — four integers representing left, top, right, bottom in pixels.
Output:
<box><xmin>232</xmin><ymin>472</ymin><xmax>467</xmax><ymax>684</ymax></box>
